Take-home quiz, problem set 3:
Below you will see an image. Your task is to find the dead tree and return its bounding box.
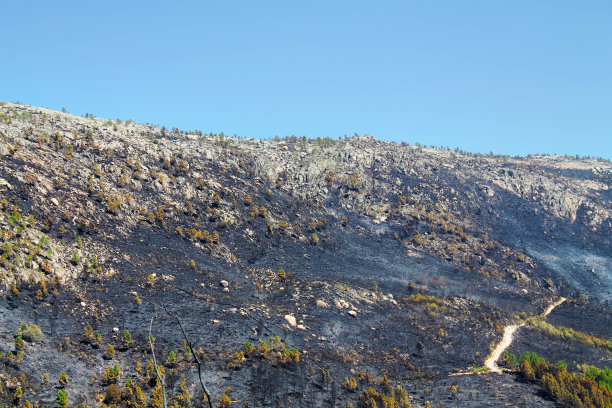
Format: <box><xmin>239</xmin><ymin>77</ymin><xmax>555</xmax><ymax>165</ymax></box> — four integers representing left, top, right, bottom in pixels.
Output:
<box><xmin>159</xmin><ymin>303</ymin><xmax>214</xmax><ymax>408</ymax></box>
<box><xmin>149</xmin><ymin>316</ymin><xmax>168</xmax><ymax>408</ymax></box>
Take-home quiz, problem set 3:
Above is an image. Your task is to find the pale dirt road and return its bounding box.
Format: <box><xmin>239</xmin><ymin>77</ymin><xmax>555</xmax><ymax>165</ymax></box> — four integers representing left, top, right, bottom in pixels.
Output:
<box><xmin>543</xmin><ymin>297</ymin><xmax>566</xmax><ymax>317</ymax></box>
<box><xmin>484</xmin><ymin>297</ymin><xmax>566</xmax><ymax>373</ymax></box>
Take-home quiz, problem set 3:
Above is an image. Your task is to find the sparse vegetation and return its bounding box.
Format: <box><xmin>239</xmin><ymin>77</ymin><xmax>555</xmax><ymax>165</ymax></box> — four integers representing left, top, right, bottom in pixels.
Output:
<box><xmin>526</xmin><ymin>316</ymin><xmax>612</xmax><ymax>351</ymax></box>
<box><xmin>16</xmin><ymin>323</ymin><xmax>42</xmax><ymax>342</ymax></box>
<box><xmin>0</xmin><ymin>102</ymin><xmax>609</xmax><ymax>408</ymax></box>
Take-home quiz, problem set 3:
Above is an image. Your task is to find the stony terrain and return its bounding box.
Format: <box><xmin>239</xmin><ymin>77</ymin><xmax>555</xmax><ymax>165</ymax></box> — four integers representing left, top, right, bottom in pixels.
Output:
<box><xmin>0</xmin><ymin>102</ymin><xmax>610</xmax><ymax>407</ymax></box>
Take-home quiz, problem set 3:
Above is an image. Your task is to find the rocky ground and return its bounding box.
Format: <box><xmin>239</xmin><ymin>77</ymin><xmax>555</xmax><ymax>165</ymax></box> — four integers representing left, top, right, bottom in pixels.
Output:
<box><xmin>0</xmin><ymin>102</ymin><xmax>610</xmax><ymax>407</ymax></box>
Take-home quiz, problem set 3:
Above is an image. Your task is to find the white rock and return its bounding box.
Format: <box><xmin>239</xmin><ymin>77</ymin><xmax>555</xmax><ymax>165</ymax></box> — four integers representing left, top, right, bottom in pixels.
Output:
<box><xmin>51</xmin><ymin>198</ymin><xmax>59</xmax><ymax>206</ymax></box>
<box><xmin>316</xmin><ymin>299</ymin><xmax>329</xmax><ymax>308</ymax></box>
<box><xmin>113</xmin><ymin>327</ymin><xmax>119</xmax><ymax>332</ymax></box>
<box><xmin>284</xmin><ymin>314</ymin><xmax>297</xmax><ymax>327</ymax></box>
<box><xmin>348</xmin><ymin>310</ymin><xmax>357</xmax><ymax>317</ymax></box>
<box><xmin>297</xmin><ymin>324</ymin><xmax>306</xmax><ymax>330</ymax></box>
<box><xmin>80</xmin><ymin>301</ymin><xmax>86</xmax><ymax>307</ymax></box>
<box><xmin>129</xmin><ymin>291</ymin><xmax>138</xmax><ymax>296</ymax></box>
<box><xmin>220</xmin><ymin>280</ymin><xmax>229</xmax><ymax>287</ymax></box>
<box><xmin>223</xmin><ymin>287</ymin><xmax>229</xmax><ymax>293</ymax></box>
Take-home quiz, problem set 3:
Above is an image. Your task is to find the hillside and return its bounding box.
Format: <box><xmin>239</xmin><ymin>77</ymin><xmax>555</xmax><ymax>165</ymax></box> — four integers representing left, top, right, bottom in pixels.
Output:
<box><xmin>0</xmin><ymin>102</ymin><xmax>610</xmax><ymax>407</ymax></box>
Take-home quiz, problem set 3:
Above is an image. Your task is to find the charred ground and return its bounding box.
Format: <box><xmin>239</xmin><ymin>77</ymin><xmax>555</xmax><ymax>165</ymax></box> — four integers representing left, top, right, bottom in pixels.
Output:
<box><xmin>0</xmin><ymin>102</ymin><xmax>610</xmax><ymax>407</ymax></box>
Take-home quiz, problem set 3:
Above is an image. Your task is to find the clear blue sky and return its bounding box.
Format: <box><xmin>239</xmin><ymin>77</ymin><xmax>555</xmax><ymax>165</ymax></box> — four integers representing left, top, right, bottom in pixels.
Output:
<box><xmin>3</xmin><ymin>1</ymin><xmax>611</xmax><ymax>159</ymax></box>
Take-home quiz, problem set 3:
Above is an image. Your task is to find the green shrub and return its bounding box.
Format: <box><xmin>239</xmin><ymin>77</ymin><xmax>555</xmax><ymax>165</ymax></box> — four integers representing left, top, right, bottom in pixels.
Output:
<box><xmin>122</xmin><ymin>329</ymin><xmax>132</xmax><ymax>345</ymax></box>
<box><xmin>38</xmin><ymin>235</ymin><xmax>49</xmax><ymax>248</ymax></box>
<box><xmin>57</xmin><ymin>389</ymin><xmax>68</xmax><ymax>408</ymax></box>
<box><xmin>103</xmin><ymin>364</ymin><xmax>121</xmax><ymax>384</ymax></box>
<box><xmin>71</xmin><ymin>251</ymin><xmax>80</xmax><ymax>265</ymax></box>
<box><xmin>59</xmin><ymin>371</ymin><xmax>68</xmax><ymax>386</ymax></box>
<box><xmin>16</xmin><ymin>323</ymin><xmax>42</xmax><ymax>342</ymax></box>
<box><xmin>83</xmin><ymin>325</ymin><xmax>94</xmax><ymax>340</ymax></box>
<box><xmin>167</xmin><ymin>350</ymin><xmax>177</xmax><ymax>365</ymax></box>
<box><xmin>14</xmin><ymin>336</ymin><xmax>24</xmax><ymax>351</ymax></box>
<box><xmin>501</xmin><ymin>350</ymin><xmax>518</xmax><ymax>368</ymax></box>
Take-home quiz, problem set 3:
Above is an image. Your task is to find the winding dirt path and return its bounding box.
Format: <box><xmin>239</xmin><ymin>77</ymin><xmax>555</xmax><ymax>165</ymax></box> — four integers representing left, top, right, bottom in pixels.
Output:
<box><xmin>484</xmin><ymin>297</ymin><xmax>566</xmax><ymax>373</ymax></box>
<box><xmin>543</xmin><ymin>297</ymin><xmax>566</xmax><ymax>317</ymax></box>
<box><xmin>484</xmin><ymin>323</ymin><xmax>524</xmax><ymax>373</ymax></box>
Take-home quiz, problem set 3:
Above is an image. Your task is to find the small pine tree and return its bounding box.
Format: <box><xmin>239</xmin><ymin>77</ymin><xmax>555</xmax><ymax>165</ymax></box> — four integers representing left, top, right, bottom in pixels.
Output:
<box><xmin>57</xmin><ymin>389</ymin><xmax>68</xmax><ymax>408</ymax></box>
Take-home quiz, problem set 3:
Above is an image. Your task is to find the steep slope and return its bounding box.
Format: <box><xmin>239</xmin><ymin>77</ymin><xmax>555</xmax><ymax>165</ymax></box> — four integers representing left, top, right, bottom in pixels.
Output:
<box><xmin>0</xmin><ymin>102</ymin><xmax>610</xmax><ymax>407</ymax></box>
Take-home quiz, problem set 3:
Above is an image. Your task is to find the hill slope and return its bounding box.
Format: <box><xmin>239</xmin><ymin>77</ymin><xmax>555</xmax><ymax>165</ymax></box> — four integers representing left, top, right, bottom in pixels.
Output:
<box><xmin>0</xmin><ymin>102</ymin><xmax>610</xmax><ymax>407</ymax></box>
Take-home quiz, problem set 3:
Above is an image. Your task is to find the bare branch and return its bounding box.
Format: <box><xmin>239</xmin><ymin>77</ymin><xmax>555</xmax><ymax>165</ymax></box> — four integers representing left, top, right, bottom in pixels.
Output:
<box><xmin>161</xmin><ymin>303</ymin><xmax>213</xmax><ymax>408</ymax></box>
<box><xmin>149</xmin><ymin>315</ymin><xmax>168</xmax><ymax>408</ymax></box>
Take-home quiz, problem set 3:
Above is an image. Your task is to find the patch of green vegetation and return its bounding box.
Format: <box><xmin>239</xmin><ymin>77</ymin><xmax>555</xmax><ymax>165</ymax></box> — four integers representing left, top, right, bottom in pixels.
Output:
<box><xmin>527</xmin><ymin>316</ymin><xmax>612</xmax><ymax>351</ymax></box>
<box><xmin>408</xmin><ymin>293</ymin><xmax>442</xmax><ymax>304</ymax></box>
<box><xmin>312</xmin><ymin>137</ymin><xmax>336</xmax><ymax>148</ymax></box>
<box><xmin>517</xmin><ymin>352</ymin><xmax>612</xmax><ymax>408</ymax></box>
<box><xmin>16</xmin><ymin>323</ymin><xmax>42</xmax><ymax>342</ymax></box>
<box><xmin>580</xmin><ymin>365</ymin><xmax>612</xmax><ymax>392</ymax></box>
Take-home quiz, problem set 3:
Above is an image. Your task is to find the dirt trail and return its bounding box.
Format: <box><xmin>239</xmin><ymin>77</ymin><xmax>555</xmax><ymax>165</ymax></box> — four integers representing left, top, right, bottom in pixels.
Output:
<box><xmin>543</xmin><ymin>297</ymin><xmax>566</xmax><ymax>317</ymax></box>
<box><xmin>484</xmin><ymin>297</ymin><xmax>566</xmax><ymax>373</ymax></box>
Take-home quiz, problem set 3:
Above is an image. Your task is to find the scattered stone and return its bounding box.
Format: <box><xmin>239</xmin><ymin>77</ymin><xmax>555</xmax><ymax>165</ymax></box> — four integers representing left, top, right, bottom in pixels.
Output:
<box><xmin>51</xmin><ymin>197</ymin><xmax>59</xmax><ymax>206</ymax></box>
<box><xmin>316</xmin><ymin>299</ymin><xmax>329</xmax><ymax>308</ymax></box>
<box><xmin>113</xmin><ymin>327</ymin><xmax>119</xmax><ymax>332</ymax></box>
<box><xmin>335</xmin><ymin>299</ymin><xmax>350</xmax><ymax>309</ymax></box>
<box><xmin>284</xmin><ymin>314</ymin><xmax>297</xmax><ymax>327</ymax></box>
<box><xmin>220</xmin><ymin>280</ymin><xmax>229</xmax><ymax>287</ymax></box>
<box><xmin>348</xmin><ymin>310</ymin><xmax>357</xmax><ymax>317</ymax></box>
